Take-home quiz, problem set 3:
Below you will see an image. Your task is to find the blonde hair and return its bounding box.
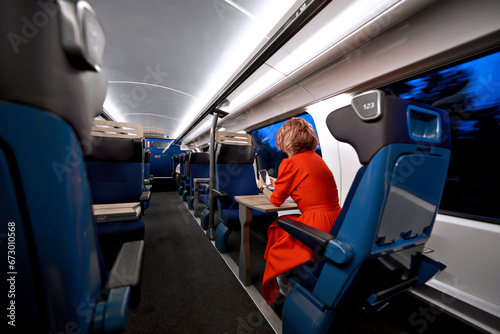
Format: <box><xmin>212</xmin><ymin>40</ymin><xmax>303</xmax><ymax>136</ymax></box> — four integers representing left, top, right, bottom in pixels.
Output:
<box><xmin>275</xmin><ymin>118</ymin><xmax>318</xmax><ymax>156</ymax></box>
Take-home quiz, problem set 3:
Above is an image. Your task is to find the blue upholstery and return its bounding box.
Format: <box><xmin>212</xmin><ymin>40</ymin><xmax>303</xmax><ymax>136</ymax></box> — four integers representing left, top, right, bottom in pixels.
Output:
<box><xmin>178</xmin><ymin>153</ymin><xmax>188</xmax><ymax>195</ymax></box>
<box><xmin>85</xmin><ymin>136</ymin><xmax>146</xmax><ymax>244</ymax></box>
<box><xmin>277</xmin><ymin>93</ymin><xmax>451</xmax><ymax>334</ymax></box>
<box><xmin>1</xmin><ymin>104</ymin><xmax>144</xmax><ymax>333</ymax></box>
<box><xmin>86</xmin><ymin>160</ymin><xmax>144</xmax><ymax>203</ymax></box>
<box><xmin>143</xmin><ymin>150</ymin><xmax>151</xmax><ymax>211</ymax></box>
<box><xmin>173</xmin><ymin>154</ymin><xmax>181</xmax><ymax>186</ymax></box>
<box><xmin>144</xmin><ymin>150</ymin><xmax>152</xmax><ymax>182</ymax></box>
<box><xmin>187</xmin><ymin>152</ymin><xmax>210</xmax><ymax>210</ymax></box>
<box><xmin>214</xmin><ymin>144</ymin><xmax>277</xmax><ymax>253</ymax></box>
<box><xmin>0</xmin><ymin>2</ymin><xmax>143</xmax><ymax>331</ymax></box>
<box><xmin>199</xmin><ymin>192</ymin><xmax>210</xmax><ymax>230</ymax></box>
<box><xmin>1</xmin><ymin>103</ymin><xmax>104</xmax><ymax>331</ymax></box>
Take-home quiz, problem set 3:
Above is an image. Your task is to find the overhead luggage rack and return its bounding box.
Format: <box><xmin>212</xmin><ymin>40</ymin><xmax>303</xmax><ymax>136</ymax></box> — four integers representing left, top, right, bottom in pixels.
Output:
<box><xmin>143</xmin><ymin>127</ymin><xmax>169</xmax><ymax>139</ymax></box>
<box><xmin>215</xmin><ymin>131</ymin><xmax>252</xmax><ymax>146</ymax></box>
<box><xmin>92</xmin><ymin>120</ymin><xmax>144</xmax><ymax>138</ymax></box>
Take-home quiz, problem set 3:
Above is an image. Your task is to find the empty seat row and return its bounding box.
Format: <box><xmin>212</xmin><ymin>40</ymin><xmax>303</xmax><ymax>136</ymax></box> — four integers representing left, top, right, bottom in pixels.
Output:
<box><xmin>86</xmin><ymin>120</ymin><xmax>151</xmax><ymax>245</ymax></box>
<box><xmin>177</xmin><ymin>132</ymin><xmax>277</xmax><ymax>254</ymax></box>
<box><xmin>213</xmin><ymin>141</ymin><xmax>277</xmax><ymax>253</ymax></box>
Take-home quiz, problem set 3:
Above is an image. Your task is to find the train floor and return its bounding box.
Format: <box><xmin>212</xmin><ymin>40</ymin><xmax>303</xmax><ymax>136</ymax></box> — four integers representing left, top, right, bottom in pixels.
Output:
<box><xmin>125</xmin><ymin>191</ymin><xmax>485</xmax><ymax>334</ymax></box>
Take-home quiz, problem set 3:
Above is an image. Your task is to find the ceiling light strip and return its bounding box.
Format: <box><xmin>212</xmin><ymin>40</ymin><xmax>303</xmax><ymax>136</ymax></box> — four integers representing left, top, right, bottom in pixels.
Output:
<box><xmin>174</xmin><ymin>0</ymin><xmax>332</xmax><ymax>144</ymax></box>
<box><xmin>108</xmin><ymin>81</ymin><xmax>199</xmax><ymax>100</ymax></box>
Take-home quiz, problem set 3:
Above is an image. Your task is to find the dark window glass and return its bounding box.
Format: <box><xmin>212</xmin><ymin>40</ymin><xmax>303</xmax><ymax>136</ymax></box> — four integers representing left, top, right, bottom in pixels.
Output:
<box><xmin>250</xmin><ymin>113</ymin><xmax>321</xmax><ymax>178</ymax></box>
<box><xmin>155</xmin><ymin>141</ymin><xmax>169</xmax><ymax>149</ymax></box>
<box><xmin>381</xmin><ymin>50</ymin><xmax>500</xmax><ymax>223</ymax></box>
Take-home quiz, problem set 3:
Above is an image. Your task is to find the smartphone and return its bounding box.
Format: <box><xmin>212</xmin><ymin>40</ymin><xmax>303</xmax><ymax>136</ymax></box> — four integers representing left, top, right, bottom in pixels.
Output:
<box><xmin>259</xmin><ymin>169</ymin><xmax>271</xmax><ymax>185</ymax></box>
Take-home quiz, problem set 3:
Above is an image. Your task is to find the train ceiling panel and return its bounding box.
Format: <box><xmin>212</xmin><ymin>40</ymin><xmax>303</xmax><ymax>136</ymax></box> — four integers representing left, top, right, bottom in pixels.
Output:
<box><xmin>87</xmin><ymin>0</ymin><xmax>303</xmax><ymax>139</ymax></box>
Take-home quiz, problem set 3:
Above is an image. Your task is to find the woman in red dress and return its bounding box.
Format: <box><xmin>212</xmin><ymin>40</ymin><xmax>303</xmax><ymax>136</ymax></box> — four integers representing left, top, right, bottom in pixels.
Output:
<box><xmin>257</xmin><ymin>118</ymin><xmax>342</xmax><ymax>305</ymax></box>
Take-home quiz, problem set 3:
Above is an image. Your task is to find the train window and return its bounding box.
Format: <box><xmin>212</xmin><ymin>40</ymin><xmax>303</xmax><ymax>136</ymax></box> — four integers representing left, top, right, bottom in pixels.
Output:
<box><xmin>250</xmin><ymin>113</ymin><xmax>321</xmax><ymax>178</ymax></box>
<box><xmin>382</xmin><ymin>50</ymin><xmax>500</xmax><ymax>223</ymax></box>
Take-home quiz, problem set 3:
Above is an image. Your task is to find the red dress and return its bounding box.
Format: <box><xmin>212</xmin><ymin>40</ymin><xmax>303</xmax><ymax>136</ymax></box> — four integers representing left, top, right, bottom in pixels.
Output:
<box><xmin>262</xmin><ymin>150</ymin><xmax>341</xmax><ymax>305</ymax></box>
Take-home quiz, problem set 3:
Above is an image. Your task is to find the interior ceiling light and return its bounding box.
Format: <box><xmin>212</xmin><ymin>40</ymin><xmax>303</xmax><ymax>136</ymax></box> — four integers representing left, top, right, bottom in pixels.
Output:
<box><xmin>306</xmin><ymin>93</ymin><xmax>352</xmax><ymax>115</ymax></box>
<box><xmin>103</xmin><ymin>99</ymin><xmax>125</xmax><ymax>122</ymax></box>
<box><xmin>224</xmin><ymin>0</ymin><xmax>257</xmax><ymax>20</ymax></box>
<box><xmin>275</xmin><ymin>0</ymin><xmax>400</xmax><ymax>74</ymax></box>
<box><xmin>173</xmin><ymin>0</ymin><xmax>299</xmax><ymax>138</ymax></box>
<box><xmin>223</xmin><ymin>0</ymin><xmax>400</xmax><ymax>114</ymax></box>
<box><xmin>224</xmin><ymin>66</ymin><xmax>284</xmax><ymax>113</ymax></box>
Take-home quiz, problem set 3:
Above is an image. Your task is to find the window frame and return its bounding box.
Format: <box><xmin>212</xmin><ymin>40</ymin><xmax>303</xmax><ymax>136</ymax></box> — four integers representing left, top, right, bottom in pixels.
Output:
<box><xmin>380</xmin><ymin>47</ymin><xmax>500</xmax><ymax>225</ymax></box>
<box><xmin>250</xmin><ymin>112</ymin><xmax>322</xmax><ymax>178</ymax></box>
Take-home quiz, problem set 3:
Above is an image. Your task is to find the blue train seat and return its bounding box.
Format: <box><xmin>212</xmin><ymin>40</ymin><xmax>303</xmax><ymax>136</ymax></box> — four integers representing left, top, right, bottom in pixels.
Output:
<box><xmin>173</xmin><ymin>154</ymin><xmax>181</xmax><ymax>185</ymax></box>
<box><xmin>85</xmin><ymin>121</ymin><xmax>149</xmax><ymax>244</ymax></box>
<box><xmin>213</xmin><ymin>134</ymin><xmax>277</xmax><ymax>253</ymax></box>
<box><xmin>144</xmin><ymin>149</ymin><xmax>153</xmax><ymax>185</ymax></box>
<box><xmin>178</xmin><ymin>153</ymin><xmax>188</xmax><ymax>195</ymax></box>
<box><xmin>277</xmin><ymin>91</ymin><xmax>451</xmax><ymax>334</ymax></box>
<box><xmin>181</xmin><ymin>152</ymin><xmax>193</xmax><ymax>202</ymax></box>
<box><xmin>199</xmin><ymin>184</ymin><xmax>211</xmax><ymax>230</ymax></box>
<box><xmin>187</xmin><ymin>152</ymin><xmax>210</xmax><ymax>210</ymax></box>
<box><xmin>0</xmin><ymin>1</ymin><xmax>143</xmax><ymax>332</ymax></box>
<box><xmin>143</xmin><ymin>149</ymin><xmax>152</xmax><ymax>211</ymax></box>
<box><xmin>172</xmin><ymin>153</ymin><xmax>178</xmax><ymax>176</ymax></box>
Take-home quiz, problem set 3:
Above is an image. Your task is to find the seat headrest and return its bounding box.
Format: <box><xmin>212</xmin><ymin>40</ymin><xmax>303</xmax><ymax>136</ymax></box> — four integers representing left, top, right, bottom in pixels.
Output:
<box><xmin>216</xmin><ymin>144</ymin><xmax>255</xmax><ymax>164</ymax></box>
<box><xmin>0</xmin><ymin>1</ymin><xmax>107</xmax><ymax>150</ymax></box>
<box><xmin>189</xmin><ymin>152</ymin><xmax>209</xmax><ymax>164</ymax></box>
<box><xmin>85</xmin><ymin>137</ymin><xmax>144</xmax><ymax>162</ymax></box>
<box><xmin>326</xmin><ymin>91</ymin><xmax>451</xmax><ymax>164</ymax></box>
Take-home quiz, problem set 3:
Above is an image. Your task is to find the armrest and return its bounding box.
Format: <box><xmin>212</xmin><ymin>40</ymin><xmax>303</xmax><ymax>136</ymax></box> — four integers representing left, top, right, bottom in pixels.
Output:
<box><xmin>106</xmin><ymin>240</ymin><xmax>144</xmax><ymax>289</ymax></box>
<box><xmin>211</xmin><ymin>188</ymin><xmax>227</xmax><ymax>198</ymax></box>
<box><xmin>95</xmin><ymin>240</ymin><xmax>144</xmax><ymax>333</ymax></box>
<box><xmin>278</xmin><ymin>218</ymin><xmax>353</xmax><ymax>264</ymax></box>
<box><xmin>140</xmin><ymin>190</ymin><xmax>151</xmax><ymax>202</ymax></box>
<box><xmin>94</xmin><ymin>287</ymin><xmax>130</xmax><ymax>333</ymax></box>
<box><xmin>278</xmin><ymin>218</ymin><xmax>334</xmax><ymax>254</ymax></box>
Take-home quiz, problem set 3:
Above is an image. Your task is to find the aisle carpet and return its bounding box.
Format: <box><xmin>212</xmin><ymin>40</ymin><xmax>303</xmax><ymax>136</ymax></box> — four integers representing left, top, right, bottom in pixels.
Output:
<box><xmin>126</xmin><ymin>191</ymin><xmax>275</xmax><ymax>333</ymax></box>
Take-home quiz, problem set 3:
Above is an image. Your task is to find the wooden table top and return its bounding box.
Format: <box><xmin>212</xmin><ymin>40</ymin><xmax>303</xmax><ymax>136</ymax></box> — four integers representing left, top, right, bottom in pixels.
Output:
<box><xmin>234</xmin><ymin>194</ymin><xmax>297</xmax><ymax>212</ymax></box>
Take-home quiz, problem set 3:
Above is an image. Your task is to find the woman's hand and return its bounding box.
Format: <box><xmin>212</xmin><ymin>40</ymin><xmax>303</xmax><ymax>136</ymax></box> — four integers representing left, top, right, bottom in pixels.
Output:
<box><xmin>258</xmin><ymin>175</ymin><xmax>273</xmax><ymax>202</ymax></box>
<box><xmin>257</xmin><ymin>175</ymin><xmax>266</xmax><ymax>188</ymax></box>
<box><xmin>269</xmin><ymin>176</ymin><xmax>276</xmax><ymax>187</ymax></box>
<box><xmin>259</xmin><ymin>175</ymin><xmax>276</xmax><ymax>188</ymax></box>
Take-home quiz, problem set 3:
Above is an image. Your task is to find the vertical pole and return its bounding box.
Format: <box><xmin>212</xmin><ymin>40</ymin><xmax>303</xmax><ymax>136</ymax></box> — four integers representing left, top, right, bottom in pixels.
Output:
<box><xmin>207</xmin><ymin>112</ymin><xmax>219</xmax><ymax>240</ymax></box>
